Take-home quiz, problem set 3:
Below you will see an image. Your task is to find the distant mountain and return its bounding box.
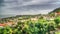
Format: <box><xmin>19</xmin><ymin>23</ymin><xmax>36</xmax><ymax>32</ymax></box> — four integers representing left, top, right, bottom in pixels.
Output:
<box><xmin>0</xmin><ymin>15</ymin><xmax>16</xmax><ymax>18</ymax></box>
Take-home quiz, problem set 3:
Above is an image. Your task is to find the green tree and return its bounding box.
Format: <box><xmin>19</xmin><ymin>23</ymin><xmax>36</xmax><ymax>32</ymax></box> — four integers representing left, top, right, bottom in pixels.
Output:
<box><xmin>54</xmin><ymin>16</ymin><xmax>60</xmax><ymax>25</ymax></box>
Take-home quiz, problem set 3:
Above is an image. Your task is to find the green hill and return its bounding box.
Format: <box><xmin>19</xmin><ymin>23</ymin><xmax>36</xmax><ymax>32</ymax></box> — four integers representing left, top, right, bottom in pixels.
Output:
<box><xmin>49</xmin><ymin>8</ymin><xmax>60</xmax><ymax>14</ymax></box>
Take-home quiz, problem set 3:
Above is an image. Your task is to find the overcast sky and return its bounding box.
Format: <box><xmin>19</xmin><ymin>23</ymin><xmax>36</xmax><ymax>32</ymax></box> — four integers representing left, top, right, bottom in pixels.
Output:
<box><xmin>0</xmin><ymin>0</ymin><xmax>60</xmax><ymax>15</ymax></box>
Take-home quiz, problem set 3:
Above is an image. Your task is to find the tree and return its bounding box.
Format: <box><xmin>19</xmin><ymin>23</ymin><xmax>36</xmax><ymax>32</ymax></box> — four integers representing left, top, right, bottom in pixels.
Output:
<box><xmin>54</xmin><ymin>16</ymin><xmax>60</xmax><ymax>25</ymax></box>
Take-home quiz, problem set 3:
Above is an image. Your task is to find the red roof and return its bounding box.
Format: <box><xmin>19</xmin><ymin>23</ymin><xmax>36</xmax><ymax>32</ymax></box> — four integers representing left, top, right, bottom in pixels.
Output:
<box><xmin>56</xmin><ymin>12</ymin><xmax>60</xmax><ymax>14</ymax></box>
<box><xmin>0</xmin><ymin>24</ymin><xmax>6</xmax><ymax>26</ymax></box>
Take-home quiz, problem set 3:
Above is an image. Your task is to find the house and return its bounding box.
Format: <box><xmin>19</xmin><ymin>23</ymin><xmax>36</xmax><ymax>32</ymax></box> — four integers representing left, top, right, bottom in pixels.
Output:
<box><xmin>0</xmin><ymin>21</ymin><xmax>15</xmax><ymax>28</ymax></box>
<box><xmin>0</xmin><ymin>24</ymin><xmax>6</xmax><ymax>28</ymax></box>
<box><xmin>55</xmin><ymin>12</ymin><xmax>60</xmax><ymax>16</ymax></box>
<box><xmin>43</xmin><ymin>16</ymin><xmax>55</xmax><ymax>21</ymax></box>
<box><xmin>30</xmin><ymin>17</ymin><xmax>38</xmax><ymax>21</ymax></box>
<box><xmin>5</xmin><ymin>22</ymin><xmax>13</xmax><ymax>26</ymax></box>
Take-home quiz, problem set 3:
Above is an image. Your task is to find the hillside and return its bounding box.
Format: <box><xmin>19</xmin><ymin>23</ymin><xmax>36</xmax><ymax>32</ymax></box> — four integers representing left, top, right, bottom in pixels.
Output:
<box><xmin>49</xmin><ymin>8</ymin><xmax>60</xmax><ymax>14</ymax></box>
<box><xmin>0</xmin><ymin>8</ymin><xmax>60</xmax><ymax>34</ymax></box>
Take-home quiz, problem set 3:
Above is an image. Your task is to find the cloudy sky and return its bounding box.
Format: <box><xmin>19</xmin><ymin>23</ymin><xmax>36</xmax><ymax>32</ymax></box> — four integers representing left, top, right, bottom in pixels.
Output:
<box><xmin>0</xmin><ymin>0</ymin><xmax>60</xmax><ymax>16</ymax></box>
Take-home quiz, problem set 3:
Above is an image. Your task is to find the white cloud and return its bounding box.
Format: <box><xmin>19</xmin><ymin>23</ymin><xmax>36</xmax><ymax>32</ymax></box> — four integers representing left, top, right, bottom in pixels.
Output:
<box><xmin>1</xmin><ymin>8</ymin><xmax>53</xmax><ymax>15</ymax></box>
<box><xmin>52</xmin><ymin>0</ymin><xmax>60</xmax><ymax>5</ymax></box>
<box><xmin>4</xmin><ymin>0</ymin><xmax>58</xmax><ymax>8</ymax></box>
<box><xmin>22</xmin><ymin>0</ymin><xmax>51</xmax><ymax>6</ymax></box>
